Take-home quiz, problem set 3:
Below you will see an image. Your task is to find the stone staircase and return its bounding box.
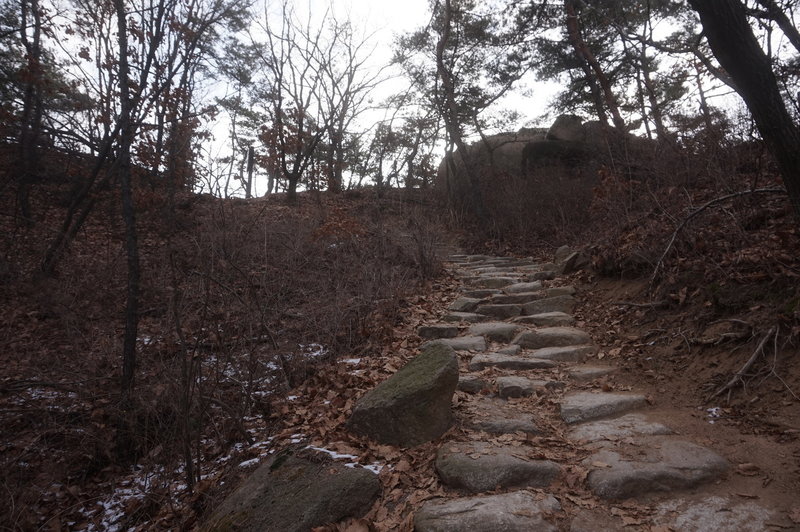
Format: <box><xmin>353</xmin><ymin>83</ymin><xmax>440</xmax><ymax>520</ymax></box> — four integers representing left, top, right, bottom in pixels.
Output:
<box><xmin>413</xmin><ymin>254</ymin><xmax>734</xmax><ymax>531</ymax></box>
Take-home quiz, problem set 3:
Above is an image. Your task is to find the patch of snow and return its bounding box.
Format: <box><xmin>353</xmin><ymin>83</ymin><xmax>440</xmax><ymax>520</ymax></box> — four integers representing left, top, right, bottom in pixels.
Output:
<box><xmin>300</xmin><ymin>343</ymin><xmax>328</xmax><ymax>358</ymax></box>
<box><xmin>287</xmin><ymin>395</ymin><xmax>298</xmax><ymax>401</ymax></box>
<box><xmin>706</xmin><ymin>406</ymin><xmax>722</xmax><ymax>424</ymax></box>
<box><xmin>341</xmin><ymin>358</ymin><xmax>362</xmax><ymax>365</ymax></box>
<box><xmin>239</xmin><ymin>458</ymin><xmax>260</xmax><ymax>468</ymax></box>
<box><xmin>307</xmin><ymin>446</ymin><xmax>358</xmax><ymax>461</ymax></box>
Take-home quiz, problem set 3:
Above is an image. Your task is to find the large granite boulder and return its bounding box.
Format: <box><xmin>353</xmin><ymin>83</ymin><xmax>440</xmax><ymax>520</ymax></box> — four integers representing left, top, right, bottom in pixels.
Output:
<box><xmin>347</xmin><ymin>343</ymin><xmax>459</xmax><ymax>447</ymax></box>
<box><xmin>202</xmin><ymin>450</ymin><xmax>380</xmax><ymax>532</ymax></box>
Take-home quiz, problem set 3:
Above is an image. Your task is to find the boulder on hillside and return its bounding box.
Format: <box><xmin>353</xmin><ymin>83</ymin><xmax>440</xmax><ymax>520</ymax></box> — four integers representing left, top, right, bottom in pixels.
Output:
<box><xmin>347</xmin><ymin>343</ymin><xmax>459</xmax><ymax>447</ymax></box>
<box><xmin>202</xmin><ymin>450</ymin><xmax>380</xmax><ymax>532</ymax></box>
<box><xmin>547</xmin><ymin>114</ymin><xmax>585</xmax><ymax>142</ymax></box>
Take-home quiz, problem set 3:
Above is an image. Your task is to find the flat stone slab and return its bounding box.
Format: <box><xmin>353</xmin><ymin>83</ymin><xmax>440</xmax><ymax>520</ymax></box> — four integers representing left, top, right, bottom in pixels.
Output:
<box><xmin>417</xmin><ymin>324</ymin><xmax>460</xmax><ymax>339</ymax></box>
<box><xmin>462</xmin><ymin>288</ymin><xmax>502</xmax><ymax>298</ymax></box>
<box><xmin>525</xmin><ymin>270</ymin><xmax>556</xmax><ymax>281</ymax></box>
<box><xmin>467</xmin><ymin>398</ymin><xmax>545</xmax><ymax>435</ymax></box>
<box><xmin>457</xmin><ymin>375</ymin><xmax>488</xmax><ymax>394</ymax></box>
<box><xmin>442</xmin><ymin>312</ymin><xmax>488</xmax><ymax>323</ymax></box>
<box><xmin>560</xmin><ymin>392</ymin><xmax>648</xmax><ymax>424</ymax></box>
<box><xmin>436</xmin><ymin>442</ymin><xmax>560</xmax><ymax>492</ymax></box>
<box><xmin>414</xmin><ymin>491</ymin><xmax>560</xmax><ymax>532</ymax></box>
<box><xmin>654</xmin><ymin>496</ymin><xmax>778</xmax><ymax>532</ymax></box>
<box><xmin>424</xmin><ymin>336</ymin><xmax>487</xmax><ymax>352</ymax></box>
<box><xmin>204</xmin><ymin>451</ymin><xmax>379</xmax><ymax>532</ymax></box>
<box><xmin>529</xmin><ymin>345</ymin><xmax>598</xmax><ymax>363</ymax></box>
<box><xmin>468</xmin><ymin>322</ymin><xmax>521</xmax><ymax>342</ymax></box>
<box><xmin>512</xmin><ymin>312</ymin><xmax>575</xmax><ymax>326</ymax></box>
<box><xmin>475</xmin><ymin>303</ymin><xmax>522</xmax><ymax>319</ymax></box>
<box><xmin>522</xmin><ymin>295</ymin><xmax>576</xmax><ymax>315</ymax></box>
<box><xmin>449</xmin><ymin>297</ymin><xmax>482</xmax><ymax>312</ymax></box>
<box><xmin>513</xmin><ymin>327</ymin><xmax>591</xmax><ymax>349</ymax></box>
<box><xmin>468</xmin><ymin>353</ymin><xmax>557</xmax><ymax>371</ymax></box>
<box><xmin>504</xmin><ymin>281</ymin><xmax>543</xmax><ymax>294</ymax></box>
<box><xmin>496</xmin><ymin>376</ymin><xmax>549</xmax><ymax>398</ymax></box>
<box><xmin>471</xmin><ymin>277</ymin><xmax>517</xmax><ymax>289</ymax></box>
<box><xmin>489</xmin><ymin>292</ymin><xmax>543</xmax><ymax>305</ymax></box>
<box><xmin>567</xmin><ymin>365</ymin><xmax>617</xmax><ymax>381</ymax></box>
<box><xmin>569</xmin><ymin>413</ymin><xmax>672</xmax><ymax>442</ymax></box>
<box><xmin>496</xmin><ymin>344</ymin><xmax>521</xmax><ymax>355</ymax></box>
<box><xmin>585</xmin><ymin>438</ymin><xmax>730</xmax><ymax>499</ymax></box>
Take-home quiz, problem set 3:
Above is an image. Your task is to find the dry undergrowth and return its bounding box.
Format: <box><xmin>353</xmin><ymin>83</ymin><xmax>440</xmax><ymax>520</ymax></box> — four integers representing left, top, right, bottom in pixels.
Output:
<box><xmin>0</xmin><ymin>170</ymin><xmax>449</xmax><ymax>530</ymax></box>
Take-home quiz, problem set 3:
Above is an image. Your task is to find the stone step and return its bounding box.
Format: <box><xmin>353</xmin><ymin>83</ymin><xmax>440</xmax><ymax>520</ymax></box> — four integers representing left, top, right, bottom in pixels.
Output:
<box><xmin>512</xmin><ymin>327</ymin><xmax>591</xmax><ymax>349</ymax></box>
<box><xmin>528</xmin><ymin>345</ymin><xmax>598</xmax><ymax>363</ymax></box>
<box><xmin>462</xmin><ymin>288</ymin><xmax>502</xmax><ymax>299</ymax></box>
<box><xmin>468</xmin><ymin>322</ymin><xmax>522</xmax><ymax>342</ymax></box>
<box><xmin>496</xmin><ymin>344</ymin><xmax>521</xmax><ymax>355</ymax></box>
<box><xmin>504</xmin><ymin>281</ymin><xmax>544</xmax><ymax>294</ymax></box>
<box><xmin>566</xmin><ymin>364</ymin><xmax>617</xmax><ymax>381</ymax></box>
<box><xmin>560</xmin><ymin>391</ymin><xmax>648</xmax><ymax>424</ymax></box>
<box><xmin>489</xmin><ymin>291</ymin><xmax>544</xmax><ymax>305</ymax></box>
<box><xmin>512</xmin><ymin>312</ymin><xmax>575</xmax><ymax>327</ymax></box>
<box><xmin>417</xmin><ymin>324</ymin><xmax>460</xmax><ymax>340</ymax></box>
<box><xmin>423</xmin><ymin>336</ymin><xmax>487</xmax><ymax>352</ymax></box>
<box><xmin>475</xmin><ymin>303</ymin><xmax>522</xmax><ymax>319</ymax></box>
<box><xmin>449</xmin><ymin>297</ymin><xmax>482</xmax><ymax>312</ymax></box>
<box><xmin>457</xmin><ymin>375</ymin><xmax>488</xmax><ymax>393</ymax></box>
<box><xmin>468</xmin><ymin>353</ymin><xmax>557</xmax><ymax>371</ymax></box>
<box><xmin>466</xmin><ymin>398</ymin><xmax>545</xmax><ymax>435</ymax></box>
<box><xmin>585</xmin><ymin>438</ymin><xmax>729</xmax><ymax>499</ymax></box>
<box><xmin>414</xmin><ymin>491</ymin><xmax>561</xmax><ymax>532</ymax></box>
<box><xmin>496</xmin><ymin>376</ymin><xmax>559</xmax><ymax>398</ymax></box>
<box><xmin>654</xmin><ymin>496</ymin><xmax>780</xmax><ymax>532</ymax></box>
<box><xmin>525</xmin><ymin>270</ymin><xmax>556</xmax><ymax>281</ymax></box>
<box><xmin>568</xmin><ymin>413</ymin><xmax>673</xmax><ymax>443</ymax></box>
<box><xmin>442</xmin><ymin>311</ymin><xmax>489</xmax><ymax>323</ymax></box>
<box><xmin>522</xmin><ymin>295</ymin><xmax>576</xmax><ymax>315</ymax></box>
<box><xmin>470</xmin><ymin>277</ymin><xmax>518</xmax><ymax>289</ymax></box>
<box><xmin>435</xmin><ymin>441</ymin><xmax>561</xmax><ymax>493</ymax></box>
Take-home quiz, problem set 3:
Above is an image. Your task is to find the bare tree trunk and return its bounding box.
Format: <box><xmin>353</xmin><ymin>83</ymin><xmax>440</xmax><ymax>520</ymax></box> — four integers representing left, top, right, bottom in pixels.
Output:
<box><xmin>436</xmin><ymin>0</ymin><xmax>487</xmax><ymax>224</ymax></box>
<box><xmin>245</xmin><ymin>146</ymin><xmax>254</xmax><ymax>198</ymax></box>
<box><xmin>564</xmin><ymin>0</ymin><xmax>625</xmax><ymax>131</ymax></box>
<box><xmin>17</xmin><ymin>0</ymin><xmax>44</xmax><ymax>224</ymax></box>
<box><xmin>689</xmin><ymin>0</ymin><xmax>800</xmax><ymax>218</ymax></box>
<box><xmin>114</xmin><ymin>0</ymin><xmax>140</xmax><ymax>399</ymax></box>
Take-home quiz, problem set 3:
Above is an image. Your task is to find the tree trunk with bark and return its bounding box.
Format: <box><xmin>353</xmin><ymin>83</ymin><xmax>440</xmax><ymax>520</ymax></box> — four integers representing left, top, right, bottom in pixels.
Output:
<box><xmin>689</xmin><ymin>0</ymin><xmax>800</xmax><ymax>218</ymax></box>
<box><xmin>564</xmin><ymin>0</ymin><xmax>625</xmax><ymax>131</ymax></box>
<box><xmin>113</xmin><ymin>0</ymin><xmax>140</xmax><ymax>399</ymax></box>
<box><xmin>436</xmin><ymin>0</ymin><xmax>487</xmax><ymax>224</ymax></box>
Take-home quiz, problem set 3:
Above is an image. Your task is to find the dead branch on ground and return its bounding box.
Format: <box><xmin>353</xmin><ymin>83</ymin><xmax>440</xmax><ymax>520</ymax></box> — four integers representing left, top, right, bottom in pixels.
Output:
<box><xmin>710</xmin><ymin>326</ymin><xmax>777</xmax><ymax>401</ymax></box>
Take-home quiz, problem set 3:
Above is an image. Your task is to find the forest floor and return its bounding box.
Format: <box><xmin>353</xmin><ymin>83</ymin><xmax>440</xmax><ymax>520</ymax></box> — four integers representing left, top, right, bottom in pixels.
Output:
<box><xmin>1</xmin><ymin>169</ymin><xmax>799</xmax><ymax>530</ymax></box>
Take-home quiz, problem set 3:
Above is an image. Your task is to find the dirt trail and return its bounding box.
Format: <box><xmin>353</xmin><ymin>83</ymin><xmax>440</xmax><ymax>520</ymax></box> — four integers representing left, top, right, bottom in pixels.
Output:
<box><xmin>408</xmin><ymin>253</ymin><xmax>800</xmax><ymax>531</ymax></box>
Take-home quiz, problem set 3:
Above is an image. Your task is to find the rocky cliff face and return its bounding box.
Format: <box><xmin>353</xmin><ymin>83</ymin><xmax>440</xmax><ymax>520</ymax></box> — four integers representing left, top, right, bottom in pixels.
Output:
<box><xmin>435</xmin><ymin>115</ymin><xmax>643</xmax><ymax>234</ymax></box>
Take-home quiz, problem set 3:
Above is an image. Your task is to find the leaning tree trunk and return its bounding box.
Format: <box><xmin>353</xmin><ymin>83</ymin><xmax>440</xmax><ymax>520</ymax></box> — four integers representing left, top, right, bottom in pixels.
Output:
<box><xmin>689</xmin><ymin>0</ymin><xmax>800</xmax><ymax>219</ymax></box>
<box><xmin>436</xmin><ymin>0</ymin><xmax>488</xmax><ymax>224</ymax></box>
<box><xmin>564</xmin><ymin>0</ymin><xmax>625</xmax><ymax>131</ymax></box>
